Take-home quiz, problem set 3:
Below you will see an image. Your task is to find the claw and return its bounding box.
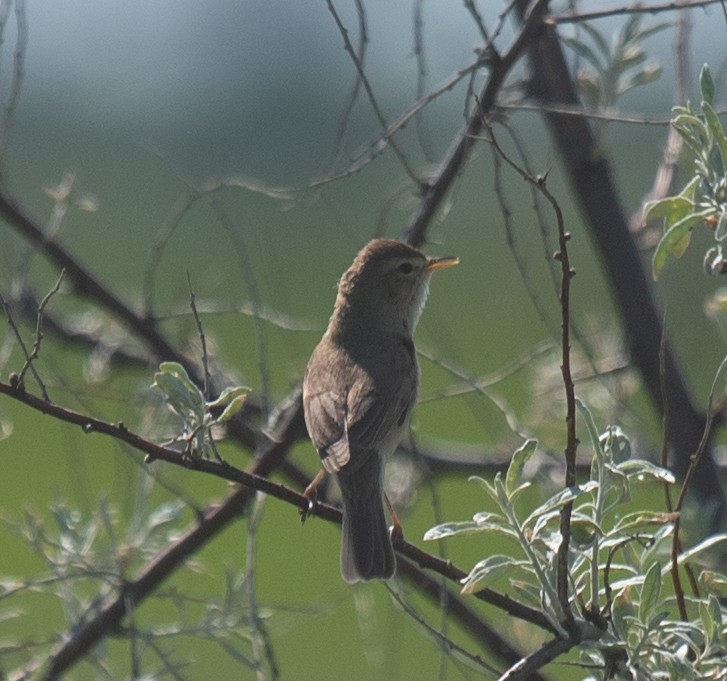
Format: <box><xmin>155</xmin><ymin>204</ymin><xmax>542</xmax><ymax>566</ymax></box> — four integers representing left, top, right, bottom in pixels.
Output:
<box><xmin>385</xmin><ymin>493</ymin><xmax>404</xmax><ymax>541</ymax></box>
<box><xmin>300</xmin><ymin>468</ymin><xmax>327</xmax><ymax>524</ymax></box>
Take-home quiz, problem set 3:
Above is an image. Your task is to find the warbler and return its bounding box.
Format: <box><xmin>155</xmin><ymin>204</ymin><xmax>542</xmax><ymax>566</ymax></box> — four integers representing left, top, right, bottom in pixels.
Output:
<box><xmin>303</xmin><ymin>239</ymin><xmax>458</xmax><ymax>582</ymax></box>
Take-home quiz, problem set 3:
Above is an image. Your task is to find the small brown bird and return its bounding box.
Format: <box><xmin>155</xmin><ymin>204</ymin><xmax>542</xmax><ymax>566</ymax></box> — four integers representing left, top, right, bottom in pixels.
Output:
<box><xmin>303</xmin><ymin>238</ymin><xmax>458</xmax><ymax>583</ymax></box>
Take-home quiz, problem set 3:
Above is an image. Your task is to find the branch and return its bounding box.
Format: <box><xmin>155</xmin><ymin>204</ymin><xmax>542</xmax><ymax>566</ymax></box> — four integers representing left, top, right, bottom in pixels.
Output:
<box><xmin>2</xmin><ymin>379</ymin><xmax>554</xmax><ymax>679</ymax></box>
<box><xmin>481</xmin><ymin>121</ymin><xmax>577</xmax><ymax>626</ymax></box>
<box><xmin>514</xmin><ymin>0</ymin><xmax>726</xmax><ymax>523</ymax></box>
<box><xmin>548</xmin><ymin>0</ymin><xmax>725</xmax><ymax>24</ymax></box>
<box><xmin>404</xmin><ymin>0</ymin><xmax>550</xmax><ymax>248</ymax></box>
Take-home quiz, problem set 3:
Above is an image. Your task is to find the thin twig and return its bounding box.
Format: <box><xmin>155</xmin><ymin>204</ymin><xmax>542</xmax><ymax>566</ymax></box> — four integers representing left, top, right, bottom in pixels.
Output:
<box><xmin>187</xmin><ymin>273</ymin><xmax>211</xmax><ymax>399</ymax></box>
<box><xmin>1</xmin><ymin>270</ymin><xmax>64</xmax><ymax>400</ymax></box>
<box><xmin>548</xmin><ymin>0</ymin><xmax>724</xmax><ymax>24</ymax></box>
<box><xmin>497</xmin><ymin>636</ymin><xmax>575</xmax><ymax>681</ymax></box>
<box><xmin>670</xmin><ymin>353</ymin><xmax>727</xmax><ymax>619</ymax></box>
<box><xmin>325</xmin><ymin>0</ymin><xmax>421</xmax><ymax>185</ymax></box>
<box><xmin>17</xmin><ymin>268</ymin><xmax>65</xmax><ymax>397</ymax></box>
<box><xmin>0</xmin><ymin>0</ymin><xmax>26</xmax><ymax>162</ymax></box>
<box><xmin>405</xmin><ymin>0</ymin><xmax>550</xmax><ymax>248</ymax></box>
<box><xmin>387</xmin><ymin>585</ymin><xmax>499</xmax><ymax>675</ymax></box>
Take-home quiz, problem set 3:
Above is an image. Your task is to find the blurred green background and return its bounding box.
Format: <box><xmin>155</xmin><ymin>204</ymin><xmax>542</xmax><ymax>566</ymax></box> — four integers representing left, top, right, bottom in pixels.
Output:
<box><xmin>1</xmin><ymin>1</ymin><xmax>726</xmax><ymax>679</ymax></box>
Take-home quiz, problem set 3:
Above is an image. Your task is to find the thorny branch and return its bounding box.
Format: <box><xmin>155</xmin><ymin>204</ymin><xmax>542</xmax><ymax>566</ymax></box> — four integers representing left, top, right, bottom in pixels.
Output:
<box><xmin>481</xmin><ymin>122</ymin><xmax>577</xmax><ymax>629</ymax></box>
<box><xmin>0</xmin><ymin>376</ymin><xmax>553</xmax><ymax>680</ymax></box>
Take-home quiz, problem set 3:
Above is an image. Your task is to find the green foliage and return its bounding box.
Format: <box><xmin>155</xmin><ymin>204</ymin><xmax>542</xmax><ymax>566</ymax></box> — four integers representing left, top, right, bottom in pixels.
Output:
<box><xmin>151</xmin><ymin>362</ymin><xmax>249</xmax><ymax>460</ymax></box>
<box><xmin>0</xmin><ymin>475</ymin><xmax>267</xmax><ymax>676</ymax></box>
<box><xmin>425</xmin><ymin>401</ymin><xmax>727</xmax><ymax>680</ymax></box>
<box><xmin>563</xmin><ymin>14</ymin><xmax>664</xmax><ymax>144</ymax></box>
<box><xmin>647</xmin><ymin>65</ymin><xmax>727</xmax><ymax>279</ymax></box>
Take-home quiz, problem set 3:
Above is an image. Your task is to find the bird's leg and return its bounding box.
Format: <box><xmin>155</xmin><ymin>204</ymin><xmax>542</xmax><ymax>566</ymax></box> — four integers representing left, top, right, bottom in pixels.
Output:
<box><xmin>384</xmin><ymin>493</ymin><xmax>404</xmax><ymax>540</ymax></box>
<box><xmin>300</xmin><ymin>468</ymin><xmax>327</xmax><ymax>524</ymax></box>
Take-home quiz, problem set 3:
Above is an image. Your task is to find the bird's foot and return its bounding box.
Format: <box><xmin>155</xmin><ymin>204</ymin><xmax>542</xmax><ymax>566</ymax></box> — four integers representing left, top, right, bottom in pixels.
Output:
<box><xmin>300</xmin><ymin>469</ymin><xmax>327</xmax><ymax>524</ymax></box>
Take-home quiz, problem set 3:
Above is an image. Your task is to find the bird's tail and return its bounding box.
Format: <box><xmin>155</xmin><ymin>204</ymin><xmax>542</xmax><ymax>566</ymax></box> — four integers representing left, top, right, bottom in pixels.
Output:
<box><xmin>337</xmin><ymin>460</ymin><xmax>395</xmax><ymax>583</ymax></box>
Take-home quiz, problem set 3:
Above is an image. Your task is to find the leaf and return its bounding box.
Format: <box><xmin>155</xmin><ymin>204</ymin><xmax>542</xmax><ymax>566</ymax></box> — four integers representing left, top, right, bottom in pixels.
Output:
<box><xmin>611</xmin><ymin>589</ymin><xmax>635</xmax><ymax>641</ymax></box>
<box><xmin>468</xmin><ymin>475</ymin><xmax>498</xmax><ymax>505</ymax></box>
<box><xmin>642</xmin><ymin>195</ymin><xmax>694</xmax><ymax>224</ymax></box>
<box><xmin>506</xmin><ymin>439</ymin><xmax>537</xmax><ymax>499</ymax></box>
<box><xmin>579</xmin><ymin>21</ymin><xmax>611</xmax><ymax>61</ymax></box>
<box><xmin>152</xmin><ymin>362</ymin><xmax>205</xmax><ymax>424</ymax></box>
<box><xmin>609</xmin><ymin>510</ymin><xmax>677</xmax><ymax>535</ymax></box>
<box><xmin>699</xmin><ymin>570</ymin><xmax>727</xmax><ymax>598</ymax></box>
<box><xmin>423</xmin><ymin>516</ymin><xmax>516</xmax><ymax>541</ymax></box>
<box><xmin>461</xmin><ymin>554</ymin><xmax>528</xmax><ymax>594</ymax></box>
<box><xmin>672</xmin><ymin>114</ymin><xmax>710</xmax><ymax>156</ymax></box>
<box><xmin>652</xmin><ymin>208</ymin><xmax>715</xmax><ymax>279</ymax></box>
<box><xmin>680</xmin><ymin>174</ymin><xmax>702</xmax><ymax>201</ymax></box>
<box><xmin>616</xmin><ymin>459</ymin><xmax>675</xmax><ymax>484</ymax></box>
<box><xmin>523</xmin><ymin>482</ymin><xmax>596</xmax><ymax>530</ymax></box>
<box><xmin>601</xmin><ymin>426</ymin><xmax>631</xmax><ymax>464</ymax></box>
<box><xmin>716</xmin><ymin>210</ymin><xmax>727</xmax><ymax>243</ymax></box>
<box><xmin>702</xmin><ymin>101</ymin><xmax>727</xmax><ymax>169</ymax></box>
<box><xmin>563</xmin><ymin>36</ymin><xmax>603</xmax><ymax>73</ymax></box>
<box><xmin>213</xmin><ymin>394</ymin><xmax>248</xmax><ymax>424</ymax></box>
<box><xmin>207</xmin><ymin>386</ymin><xmax>250</xmax><ymax>410</ymax></box>
<box><xmin>576</xmin><ymin>398</ymin><xmax>605</xmax><ymax>468</ymax></box>
<box><xmin>678</xmin><ymin>533</ymin><xmax>727</xmax><ymax>565</ymax></box>
<box><xmin>700</xmin><ymin>63</ymin><xmax>715</xmax><ymax>106</ymax></box>
<box><xmin>618</xmin><ymin>64</ymin><xmax>661</xmax><ymax>95</ymax></box>
<box><xmin>639</xmin><ymin>562</ymin><xmax>661</xmax><ymax>621</ymax></box>
<box><xmin>699</xmin><ymin>594</ymin><xmax>722</xmax><ymax>647</ymax></box>
<box><xmin>569</xmin><ymin>514</ymin><xmax>602</xmax><ymax>547</ymax></box>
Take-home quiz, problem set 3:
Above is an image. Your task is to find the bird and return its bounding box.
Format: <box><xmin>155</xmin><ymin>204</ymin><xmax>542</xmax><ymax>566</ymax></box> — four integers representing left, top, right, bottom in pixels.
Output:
<box><xmin>302</xmin><ymin>238</ymin><xmax>458</xmax><ymax>583</ymax></box>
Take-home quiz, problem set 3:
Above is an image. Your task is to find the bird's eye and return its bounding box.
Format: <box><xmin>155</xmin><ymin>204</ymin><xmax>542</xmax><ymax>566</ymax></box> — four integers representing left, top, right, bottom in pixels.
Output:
<box><xmin>398</xmin><ymin>262</ymin><xmax>414</xmax><ymax>274</ymax></box>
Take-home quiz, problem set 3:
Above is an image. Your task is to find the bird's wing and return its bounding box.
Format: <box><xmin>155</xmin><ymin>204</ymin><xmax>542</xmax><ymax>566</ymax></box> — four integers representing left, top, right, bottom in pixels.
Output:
<box><xmin>303</xmin><ymin>387</ymin><xmax>351</xmax><ymax>473</ymax></box>
<box><xmin>303</xmin><ymin>335</ymin><xmax>417</xmax><ymax>474</ymax></box>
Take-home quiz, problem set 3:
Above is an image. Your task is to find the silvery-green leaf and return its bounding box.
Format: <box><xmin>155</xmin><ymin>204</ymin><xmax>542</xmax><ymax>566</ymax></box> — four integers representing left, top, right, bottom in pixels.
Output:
<box><xmin>506</xmin><ymin>439</ymin><xmax>537</xmax><ymax>500</ymax></box>
<box><xmin>700</xmin><ymin>63</ymin><xmax>715</xmax><ymax>106</ymax></box>
<box><xmin>678</xmin><ymin>533</ymin><xmax>727</xmax><ymax>565</ymax></box>
<box><xmin>461</xmin><ymin>554</ymin><xmax>529</xmax><ymax>594</ymax></box>
<box><xmin>616</xmin><ymin>459</ymin><xmax>675</xmax><ymax>484</ymax></box>
<box><xmin>638</xmin><ymin>562</ymin><xmax>661</xmax><ymax>621</ymax></box>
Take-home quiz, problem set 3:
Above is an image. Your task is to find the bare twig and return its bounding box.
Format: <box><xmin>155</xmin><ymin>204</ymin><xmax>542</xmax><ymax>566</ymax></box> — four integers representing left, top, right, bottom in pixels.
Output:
<box><xmin>1</xmin><ymin>270</ymin><xmax>64</xmax><ymax>400</ymax></box>
<box><xmin>16</xmin><ymin>269</ymin><xmax>65</xmax><ymax>397</ymax></box>
<box><xmin>325</xmin><ymin>0</ymin><xmax>368</xmax><ymax>170</ymax></box>
<box><xmin>548</xmin><ymin>0</ymin><xmax>724</xmax><ymax>24</ymax></box>
<box><xmin>325</xmin><ymin>0</ymin><xmax>420</xmax><ymax>185</ymax></box>
<box><xmin>0</xmin><ymin>0</ymin><xmax>26</xmax><ymax>163</ymax></box>
<box><xmin>669</xmin><ymin>353</ymin><xmax>727</xmax><ymax>619</ymax></box>
<box><xmin>187</xmin><ymin>273</ymin><xmax>211</xmax><ymax>399</ymax></box>
<box><xmin>405</xmin><ymin>0</ymin><xmax>550</xmax><ymax>248</ymax></box>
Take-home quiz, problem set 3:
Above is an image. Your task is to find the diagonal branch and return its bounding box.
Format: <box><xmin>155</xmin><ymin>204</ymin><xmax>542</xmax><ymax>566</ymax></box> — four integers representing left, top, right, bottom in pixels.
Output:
<box><xmin>405</xmin><ymin>0</ymin><xmax>549</xmax><ymax>248</ymax></box>
<box><xmin>2</xmin><ymin>378</ymin><xmax>554</xmax><ymax>679</ymax></box>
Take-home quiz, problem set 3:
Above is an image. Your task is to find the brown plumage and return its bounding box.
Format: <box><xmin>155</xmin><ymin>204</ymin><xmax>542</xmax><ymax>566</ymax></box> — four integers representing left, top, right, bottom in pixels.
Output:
<box><xmin>303</xmin><ymin>239</ymin><xmax>458</xmax><ymax>582</ymax></box>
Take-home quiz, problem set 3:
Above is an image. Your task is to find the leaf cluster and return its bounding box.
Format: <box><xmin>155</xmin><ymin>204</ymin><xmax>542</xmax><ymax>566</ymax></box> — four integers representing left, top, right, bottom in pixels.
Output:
<box><xmin>646</xmin><ymin>65</ymin><xmax>727</xmax><ymax>279</ymax></box>
<box><xmin>425</xmin><ymin>401</ymin><xmax>727</xmax><ymax>679</ymax></box>
<box><xmin>563</xmin><ymin>15</ymin><xmax>665</xmax><ymax>111</ymax></box>
<box><xmin>151</xmin><ymin>362</ymin><xmax>249</xmax><ymax>461</ymax></box>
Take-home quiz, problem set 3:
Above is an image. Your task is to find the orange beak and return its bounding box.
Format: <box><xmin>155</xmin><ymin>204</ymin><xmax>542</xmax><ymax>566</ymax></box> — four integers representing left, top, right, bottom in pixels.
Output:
<box><xmin>426</xmin><ymin>255</ymin><xmax>459</xmax><ymax>271</ymax></box>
